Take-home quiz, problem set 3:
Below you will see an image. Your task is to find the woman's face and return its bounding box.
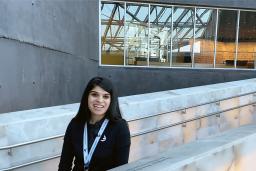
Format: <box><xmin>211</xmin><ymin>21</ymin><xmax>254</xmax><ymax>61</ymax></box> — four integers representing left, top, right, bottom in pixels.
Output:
<box><xmin>88</xmin><ymin>85</ymin><xmax>111</xmax><ymax>120</ymax></box>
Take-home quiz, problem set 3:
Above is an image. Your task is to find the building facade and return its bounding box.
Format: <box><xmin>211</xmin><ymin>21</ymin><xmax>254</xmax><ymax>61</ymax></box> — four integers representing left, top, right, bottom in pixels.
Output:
<box><xmin>99</xmin><ymin>0</ymin><xmax>256</xmax><ymax>95</ymax></box>
<box><xmin>0</xmin><ymin>0</ymin><xmax>255</xmax><ymax>113</ymax></box>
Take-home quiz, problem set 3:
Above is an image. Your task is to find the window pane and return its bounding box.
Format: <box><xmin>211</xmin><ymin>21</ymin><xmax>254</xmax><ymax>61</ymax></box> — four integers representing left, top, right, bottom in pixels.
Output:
<box><xmin>149</xmin><ymin>5</ymin><xmax>172</xmax><ymax>67</ymax></box>
<box><xmin>101</xmin><ymin>2</ymin><xmax>125</xmax><ymax>65</ymax></box>
<box><xmin>172</xmin><ymin>7</ymin><xmax>194</xmax><ymax>67</ymax></box>
<box><xmin>125</xmin><ymin>4</ymin><xmax>149</xmax><ymax>66</ymax></box>
<box><xmin>194</xmin><ymin>8</ymin><xmax>217</xmax><ymax>68</ymax></box>
<box><xmin>216</xmin><ymin>10</ymin><xmax>237</xmax><ymax>68</ymax></box>
<box><xmin>237</xmin><ymin>11</ymin><xmax>256</xmax><ymax>69</ymax></box>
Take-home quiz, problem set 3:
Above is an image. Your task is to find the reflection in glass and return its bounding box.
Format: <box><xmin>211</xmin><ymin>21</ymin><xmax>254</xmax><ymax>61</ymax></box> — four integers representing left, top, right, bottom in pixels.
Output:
<box><xmin>194</xmin><ymin>8</ymin><xmax>217</xmax><ymax>68</ymax></box>
<box><xmin>101</xmin><ymin>1</ymin><xmax>255</xmax><ymax>70</ymax></box>
<box><xmin>172</xmin><ymin>7</ymin><xmax>194</xmax><ymax>67</ymax></box>
<box><xmin>101</xmin><ymin>2</ymin><xmax>125</xmax><ymax>65</ymax></box>
<box><xmin>125</xmin><ymin>4</ymin><xmax>149</xmax><ymax>66</ymax></box>
<box><xmin>237</xmin><ymin>11</ymin><xmax>256</xmax><ymax>69</ymax></box>
<box><xmin>149</xmin><ymin>5</ymin><xmax>172</xmax><ymax>67</ymax></box>
<box><xmin>216</xmin><ymin>10</ymin><xmax>238</xmax><ymax>68</ymax></box>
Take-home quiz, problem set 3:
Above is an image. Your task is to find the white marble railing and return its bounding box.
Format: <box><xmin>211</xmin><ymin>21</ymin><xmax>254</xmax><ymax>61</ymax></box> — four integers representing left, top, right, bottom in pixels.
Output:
<box><xmin>111</xmin><ymin>124</ymin><xmax>256</xmax><ymax>171</ymax></box>
<box><xmin>0</xmin><ymin>104</ymin><xmax>78</xmax><ymax>171</ymax></box>
<box><xmin>1</xmin><ymin>78</ymin><xmax>256</xmax><ymax>170</ymax></box>
<box><xmin>123</xmin><ymin>79</ymin><xmax>256</xmax><ymax>162</ymax></box>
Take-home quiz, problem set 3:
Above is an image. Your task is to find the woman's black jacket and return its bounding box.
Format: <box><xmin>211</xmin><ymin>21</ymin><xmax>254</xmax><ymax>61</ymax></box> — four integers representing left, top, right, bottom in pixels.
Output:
<box><xmin>58</xmin><ymin>118</ymin><xmax>131</xmax><ymax>171</ymax></box>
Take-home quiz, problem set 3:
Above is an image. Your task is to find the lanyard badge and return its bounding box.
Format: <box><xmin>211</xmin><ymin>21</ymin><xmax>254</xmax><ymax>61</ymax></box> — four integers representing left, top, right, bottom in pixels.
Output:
<box><xmin>83</xmin><ymin>119</ymin><xmax>109</xmax><ymax>169</ymax></box>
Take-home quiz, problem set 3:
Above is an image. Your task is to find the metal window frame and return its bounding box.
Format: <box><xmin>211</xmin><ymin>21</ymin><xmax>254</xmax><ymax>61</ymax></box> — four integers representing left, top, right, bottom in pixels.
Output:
<box><xmin>235</xmin><ymin>10</ymin><xmax>240</xmax><ymax>68</ymax></box>
<box><xmin>147</xmin><ymin>4</ymin><xmax>150</xmax><ymax>67</ymax></box>
<box><xmin>192</xmin><ymin>7</ymin><xmax>196</xmax><ymax>68</ymax></box>
<box><xmin>213</xmin><ymin>9</ymin><xmax>218</xmax><ymax>68</ymax></box>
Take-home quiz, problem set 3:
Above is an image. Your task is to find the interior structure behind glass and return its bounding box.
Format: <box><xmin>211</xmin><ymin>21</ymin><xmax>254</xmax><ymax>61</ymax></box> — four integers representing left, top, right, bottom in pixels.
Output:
<box><xmin>101</xmin><ymin>1</ymin><xmax>256</xmax><ymax>69</ymax></box>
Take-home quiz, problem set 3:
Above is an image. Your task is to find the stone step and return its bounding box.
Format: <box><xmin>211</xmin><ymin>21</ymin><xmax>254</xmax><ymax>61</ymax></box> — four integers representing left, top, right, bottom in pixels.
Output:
<box><xmin>111</xmin><ymin>124</ymin><xmax>256</xmax><ymax>171</ymax></box>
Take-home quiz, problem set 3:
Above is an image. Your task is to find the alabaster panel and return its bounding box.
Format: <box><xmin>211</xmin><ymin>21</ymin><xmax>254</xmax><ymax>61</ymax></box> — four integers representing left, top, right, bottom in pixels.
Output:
<box><xmin>0</xmin><ymin>104</ymin><xmax>78</xmax><ymax>125</ymax></box>
<box><xmin>157</xmin><ymin>126</ymin><xmax>183</xmax><ymax>145</ymax></box>
<box><xmin>120</xmin><ymin>94</ymin><xmax>182</xmax><ymax>120</ymax></box>
<box><xmin>234</xmin><ymin>135</ymin><xmax>256</xmax><ymax>171</ymax></box>
<box><xmin>4</xmin><ymin>115</ymin><xmax>72</xmax><ymax>145</ymax></box>
<box><xmin>156</xmin><ymin>111</ymin><xmax>182</xmax><ymax>128</ymax></box>
<box><xmin>238</xmin><ymin>79</ymin><xmax>256</xmax><ymax>94</ymax></box>
<box><xmin>130</xmin><ymin>125</ymin><xmax>183</xmax><ymax>162</ymax></box>
<box><xmin>128</xmin><ymin>116</ymin><xmax>157</xmax><ymax>136</ymax></box>
<box><xmin>182</xmin><ymin>121</ymin><xmax>198</xmax><ymax>143</ymax></box>
<box><xmin>181</xmin><ymin>107</ymin><xmax>196</xmax><ymax>121</ymax></box>
<box><xmin>193</xmin><ymin>103</ymin><xmax>219</xmax><ymax>118</ymax></box>
<box><xmin>251</xmin><ymin>106</ymin><xmax>256</xmax><ymax>122</ymax></box>
<box><xmin>129</xmin><ymin>133</ymin><xmax>159</xmax><ymax>162</ymax></box>
<box><xmin>239</xmin><ymin>94</ymin><xmax>254</xmax><ymax>106</ymax></box>
<box><xmin>219</xmin><ymin>97</ymin><xmax>239</xmax><ymax>111</ymax></box>
<box><xmin>239</xmin><ymin>106</ymin><xmax>254</xmax><ymax>126</ymax></box>
<box><xmin>4</xmin><ymin>138</ymin><xmax>63</xmax><ymax>168</ymax></box>
<box><xmin>253</xmin><ymin>93</ymin><xmax>256</xmax><ymax>102</ymax></box>
<box><xmin>0</xmin><ymin>125</ymin><xmax>7</xmax><ymax>146</ymax></box>
<box><xmin>196</xmin><ymin>115</ymin><xmax>221</xmax><ymax>139</ymax></box>
<box><xmin>206</xmin><ymin>85</ymin><xmax>241</xmax><ymax>101</ymax></box>
<box><xmin>120</xmin><ymin>78</ymin><xmax>256</xmax><ymax>122</ymax></box>
<box><xmin>14</xmin><ymin>157</ymin><xmax>60</xmax><ymax>171</ymax></box>
<box><xmin>174</xmin><ymin>129</ymin><xmax>256</xmax><ymax>171</ymax></box>
<box><xmin>113</xmin><ymin>125</ymin><xmax>256</xmax><ymax>171</ymax></box>
<box><xmin>219</xmin><ymin>109</ymin><xmax>240</xmax><ymax>132</ymax></box>
<box><xmin>171</xmin><ymin>86</ymin><xmax>211</xmax><ymax>95</ymax></box>
<box><xmin>0</xmin><ymin>150</ymin><xmax>11</xmax><ymax>169</ymax></box>
<box><xmin>178</xmin><ymin>147</ymin><xmax>235</xmax><ymax>171</ymax></box>
<box><xmin>158</xmin><ymin>139</ymin><xmax>179</xmax><ymax>153</ymax></box>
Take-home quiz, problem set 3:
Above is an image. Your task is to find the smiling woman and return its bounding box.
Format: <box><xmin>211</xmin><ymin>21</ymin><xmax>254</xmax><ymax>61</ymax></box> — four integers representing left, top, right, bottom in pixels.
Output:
<box><xmin>88</xmin><ymin>86</ymin><xmax>111</xmax><ymax>124</ymax></box>
<box><xmin>58</xmin><ymin>77</ymin><xmax>131</xmax><ymax>171</ymax></box>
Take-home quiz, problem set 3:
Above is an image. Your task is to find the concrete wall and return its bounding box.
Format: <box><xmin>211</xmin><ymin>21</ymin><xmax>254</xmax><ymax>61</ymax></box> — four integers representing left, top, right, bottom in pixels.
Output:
<box><xmin>0</xmin><ymin>0</ymin><xmax>99</xmax><ymax>114</ymax></box>
<box><xmin>99</xmin><ymin>66</ymin><xmax>256</xmax><ymax>96</ymax></box>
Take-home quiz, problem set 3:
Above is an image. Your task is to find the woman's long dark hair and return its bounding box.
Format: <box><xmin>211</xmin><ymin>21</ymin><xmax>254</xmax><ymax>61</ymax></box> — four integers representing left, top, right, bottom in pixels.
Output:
<box><xmin>74</xmin><ymin>76</ymin><xmax>122</xmax><ymax>123</ymax></box>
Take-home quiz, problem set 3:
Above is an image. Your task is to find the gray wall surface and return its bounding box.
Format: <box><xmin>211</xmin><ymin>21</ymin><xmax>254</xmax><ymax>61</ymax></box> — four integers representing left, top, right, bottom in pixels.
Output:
<box><xmin>98</xmin><ymin>66</ymin><xmax>256</xmax><ymax>96</ymax></box>
<box><xmin>0</xmin><ymin>0</ymin><xmax>99</xmax><ymax>114</ymax></box>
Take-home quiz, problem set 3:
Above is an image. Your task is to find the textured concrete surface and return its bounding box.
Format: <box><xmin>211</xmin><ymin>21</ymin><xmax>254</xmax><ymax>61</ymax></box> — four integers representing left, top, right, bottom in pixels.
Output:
<box><xmin>0</xmin><ymin>0</ymin><xmax>99</xmax><ymax>114</ymax></box>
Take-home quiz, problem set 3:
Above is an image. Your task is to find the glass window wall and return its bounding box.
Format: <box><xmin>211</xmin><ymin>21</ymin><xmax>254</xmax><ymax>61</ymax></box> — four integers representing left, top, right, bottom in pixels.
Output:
<box><xmin>101</xmin><ymin>1</ymin><xmax>256</xmax><ymax>70</ymax></box>
<box><xmin>172</xmin><ymin>7</ymin><xmax>194</xmax><ymax>67</ymax></box>
<box><xmin>216</xmin><ymin>10</ymin><xmax>238</xmax><ymax>68</ymax></box>
<box><xmin>237</xmin><ymin>11</ymin><xmax>256</xmax><ymax>69</ymax></box>
<box><xmin>125</xmin><ymin>3</ymin><xmax>149</xmax><ymax>66</ymax></box>
<box><xmin>194</xmin><ymin>8</ymin><xmax>217</xmax><ymax>68</ymax></box>
<box><xmin>149</xmin><ymin>5</ymin><xmax>172</xmax><ymax>67</ymax></box>
<box><xmin>101</xmin><ymin>2</ymin><xmax>125</xmax><ymax>65</ymax></box>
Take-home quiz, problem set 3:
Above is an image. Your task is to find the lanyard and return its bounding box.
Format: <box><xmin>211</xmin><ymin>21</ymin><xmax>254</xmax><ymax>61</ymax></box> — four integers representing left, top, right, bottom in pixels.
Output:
<box><xmin>83</xmin><ymin>119</ymin><xmax>109</xmax><ymax>168</ymax></box>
